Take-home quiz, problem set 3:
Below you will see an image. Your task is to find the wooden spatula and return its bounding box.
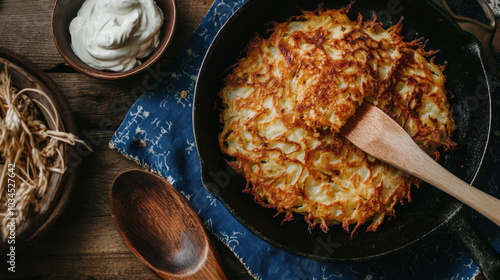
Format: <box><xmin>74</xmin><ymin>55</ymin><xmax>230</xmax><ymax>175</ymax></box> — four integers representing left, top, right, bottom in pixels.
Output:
<box><xmin>341</xmin><ymin>103</ymin><xmax>500</xmax><ymax>226</ymax></box>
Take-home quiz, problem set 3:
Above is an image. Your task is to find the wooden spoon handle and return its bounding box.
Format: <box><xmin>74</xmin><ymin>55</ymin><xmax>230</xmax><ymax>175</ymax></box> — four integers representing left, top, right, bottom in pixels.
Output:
<box><xmin>342</xmin><ymin>103</ymin><xmax>500</xmax><ymax>226</ymax></box>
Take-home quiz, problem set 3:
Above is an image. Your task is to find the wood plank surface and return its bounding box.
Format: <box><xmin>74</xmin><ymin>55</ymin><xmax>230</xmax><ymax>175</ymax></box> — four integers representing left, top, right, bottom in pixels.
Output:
<box><xmin>0</xmin><ymin>0</ymin><xmax>253</xmax><ymax>279</ymax></box>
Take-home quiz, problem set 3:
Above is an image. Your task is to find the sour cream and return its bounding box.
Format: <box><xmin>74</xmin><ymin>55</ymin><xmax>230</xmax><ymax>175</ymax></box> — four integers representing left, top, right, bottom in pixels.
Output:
<box><xmin>69</xmin><ymin>0</ymin><xmax>164</xmax><ymax>72</ymax></box>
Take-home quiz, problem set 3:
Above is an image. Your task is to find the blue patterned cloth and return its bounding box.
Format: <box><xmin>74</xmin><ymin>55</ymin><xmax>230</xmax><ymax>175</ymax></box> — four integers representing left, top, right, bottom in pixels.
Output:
<box><xmin>110</xmin><ymin>0</ymin><xmax>500</xmax><ymax>279</ymax></box>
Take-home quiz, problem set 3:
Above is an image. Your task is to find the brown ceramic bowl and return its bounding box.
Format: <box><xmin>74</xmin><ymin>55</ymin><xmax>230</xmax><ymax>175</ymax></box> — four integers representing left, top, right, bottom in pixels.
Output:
<box><xmin>51</xmin><ymin>0</ymin><xmax>176</xmax><ymax>80</ymax></box>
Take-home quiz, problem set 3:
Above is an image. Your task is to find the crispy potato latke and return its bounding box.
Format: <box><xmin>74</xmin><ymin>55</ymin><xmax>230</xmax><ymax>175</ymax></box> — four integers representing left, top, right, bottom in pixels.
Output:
<box><xmin>218</xmin><ymin>6</ymin><xmax>456</xmax><ymax>235</ymax></box>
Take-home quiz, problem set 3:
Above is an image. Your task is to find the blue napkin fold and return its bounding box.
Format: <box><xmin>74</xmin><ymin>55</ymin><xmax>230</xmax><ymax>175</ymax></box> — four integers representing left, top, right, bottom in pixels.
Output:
<box><xmin>110</xmin><ymin>0</ymin><xmax>500</xmax><ymax>278</ymax></box>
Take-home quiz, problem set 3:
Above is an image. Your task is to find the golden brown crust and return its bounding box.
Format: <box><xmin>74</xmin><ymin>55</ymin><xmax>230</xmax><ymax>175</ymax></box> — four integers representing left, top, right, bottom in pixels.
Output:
<box><xmin>218</xmin><ymin>7</ymin><xmax>455</xmax><ymax>235</ymax></box>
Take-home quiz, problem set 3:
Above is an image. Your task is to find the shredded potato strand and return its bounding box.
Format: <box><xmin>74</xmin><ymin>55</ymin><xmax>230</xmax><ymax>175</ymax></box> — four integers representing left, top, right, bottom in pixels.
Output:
<box><xmin>218</xmin><ymin>7</ymin><xmax>456</xmax><ymax>235</ymax></box>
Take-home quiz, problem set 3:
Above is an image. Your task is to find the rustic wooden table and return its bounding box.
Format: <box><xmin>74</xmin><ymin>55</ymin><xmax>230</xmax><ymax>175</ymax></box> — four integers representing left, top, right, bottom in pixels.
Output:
<box><xmin>0</xmin><ymin>0</ymin><xmax>252</xmax><ymax>279</ymax></box>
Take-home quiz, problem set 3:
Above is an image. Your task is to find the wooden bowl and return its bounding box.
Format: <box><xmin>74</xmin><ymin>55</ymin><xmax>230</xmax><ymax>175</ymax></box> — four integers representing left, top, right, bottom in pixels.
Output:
<box><xmin>51</xmin><ymin>0</ymin><xmax>177</xmax><ymax>80</ymax></box>
<box><xmin>0</xmin><ymin>47</ymin><xmax>79</xmax><ymax>251</ymax></box>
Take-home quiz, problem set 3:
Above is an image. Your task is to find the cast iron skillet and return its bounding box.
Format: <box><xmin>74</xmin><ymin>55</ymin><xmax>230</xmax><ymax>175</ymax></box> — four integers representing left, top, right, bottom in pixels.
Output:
<box><xmin>193</xmin><ymin>0</ymin><xmax>500</xmax><ymax>278</ymax></box>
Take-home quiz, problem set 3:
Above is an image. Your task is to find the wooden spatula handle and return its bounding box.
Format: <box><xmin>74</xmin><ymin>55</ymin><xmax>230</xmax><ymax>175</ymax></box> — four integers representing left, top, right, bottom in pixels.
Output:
<box><xmin>342</xmin><ymin>104</ymin><xmax>500</xmax><ymax>226</ymax></box>
<box><xmin>401</xmin><ymin>144</ymin><xmax>500</xmax><ymax>227</ymax></box>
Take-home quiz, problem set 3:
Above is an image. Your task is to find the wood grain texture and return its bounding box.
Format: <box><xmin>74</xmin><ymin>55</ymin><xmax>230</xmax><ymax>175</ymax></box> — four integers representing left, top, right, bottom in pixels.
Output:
<box><xmin>341</xmin><ymin>103</ymin><xmax>500</xmax><ymax>226</ymax></box>
<box><xmin>0</xmin><ymin>0</ymin><xmax>253</xmax><ymax>279</ymax></box>
<box><xmin>111</xmin><ymin>170</ymin><xmax>226</xmax><ymax>279</ymax></box>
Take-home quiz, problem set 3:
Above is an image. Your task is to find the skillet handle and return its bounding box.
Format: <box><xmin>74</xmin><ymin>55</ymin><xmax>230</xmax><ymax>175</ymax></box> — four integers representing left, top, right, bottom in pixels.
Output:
<box><xmin>433</xmin><ymin>0</ymin><xmax>500</xmax><ymax>76</ymax></box>
<box><xmin>445</xmin><ymin>210</ymin><xmax>500</xmax><ymax>280</ymax></box>
<box><xmin>435</xmin><ymin>1</ymin><xmax>500</xmax><ymax>277</ymax></box>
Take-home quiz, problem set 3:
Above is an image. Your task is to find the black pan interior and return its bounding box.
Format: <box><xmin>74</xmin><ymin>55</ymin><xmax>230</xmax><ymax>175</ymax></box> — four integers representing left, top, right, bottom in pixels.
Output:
<box><xmin>193</xmin><ymin>0</ymin><xmax>492</xmax><ymax>261</ymax></box>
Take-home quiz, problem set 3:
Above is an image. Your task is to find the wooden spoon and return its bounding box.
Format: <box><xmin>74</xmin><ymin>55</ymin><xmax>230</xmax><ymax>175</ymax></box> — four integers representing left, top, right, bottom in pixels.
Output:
<box><xmin>110</xmin><ymin>169</ymin><xmax>226</xmax><ymax>279</ymax></box>
<box><xmin>341</xmin><ymin>103</ymin><xmax>500</xmax><ymax>226</ymax></box>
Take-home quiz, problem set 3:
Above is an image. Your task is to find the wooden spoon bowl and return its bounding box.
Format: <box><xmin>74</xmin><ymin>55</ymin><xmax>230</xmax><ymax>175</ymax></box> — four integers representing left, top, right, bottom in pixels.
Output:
<box><xmin>110</xmin><ymin>169</ymin><xmax>226</xmax><ymax>279</ymax></box>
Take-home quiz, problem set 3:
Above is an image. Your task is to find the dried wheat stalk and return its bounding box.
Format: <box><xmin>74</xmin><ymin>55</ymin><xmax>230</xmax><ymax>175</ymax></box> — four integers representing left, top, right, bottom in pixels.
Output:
<box><xmin>0</xmin><ymin>67</ymin><xmax>89</xmax><ymax>240</ymax></box>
